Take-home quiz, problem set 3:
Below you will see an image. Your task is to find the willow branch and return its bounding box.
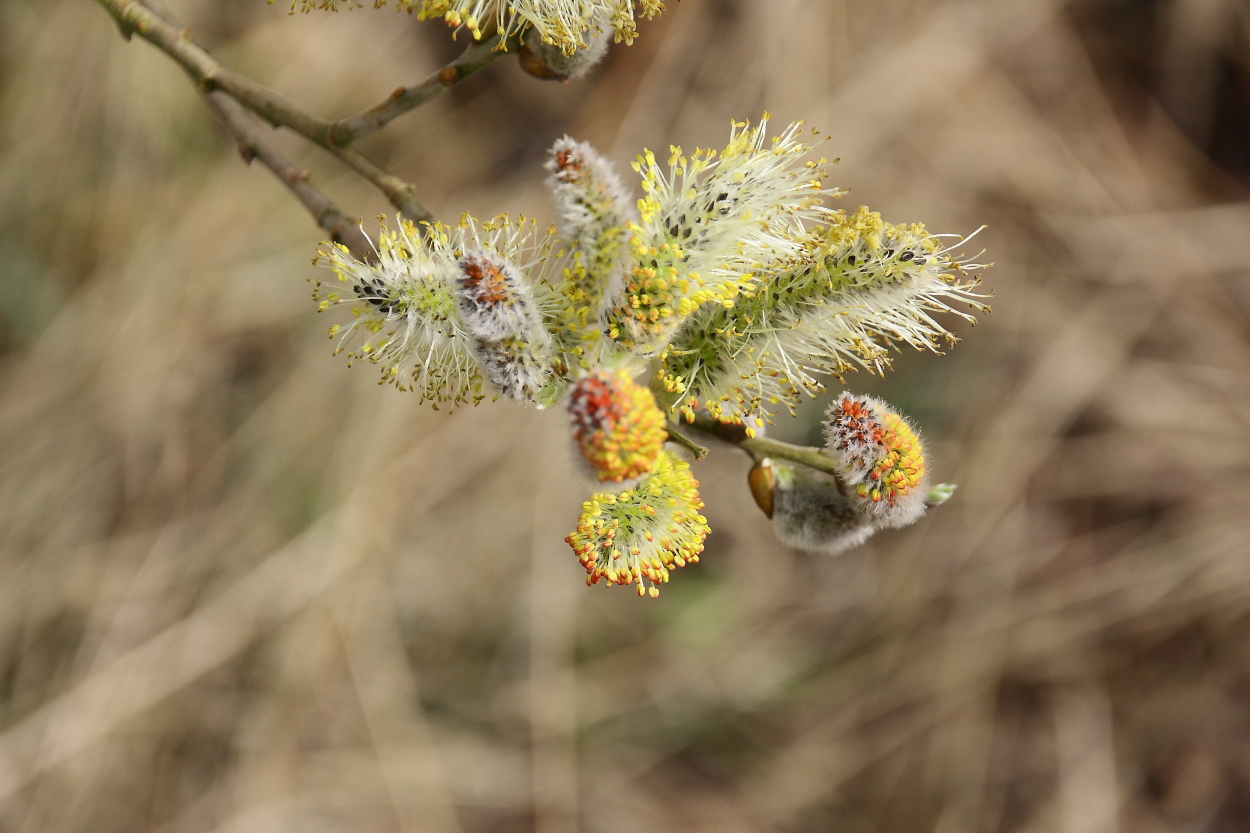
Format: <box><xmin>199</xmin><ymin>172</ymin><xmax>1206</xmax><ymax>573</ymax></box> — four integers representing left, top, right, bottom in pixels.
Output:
<box><xmin>665</xmin><ymin>426</ymin><xmax>709</xmax><ymax>460</ymax></box>
<box><xmin>743</xmin><ymin>435</ymin><xmax>843</xmax><ymax>478</ymax></box>
<box><xmin>327</xmin><ymin>145</ymin><xmax>433</xmax><ymax>225</ymax></box>
<box><xmin>97</xmin><ymin>0</ymin><xmax>335</xmax><ymax>142</ymax></box>
<box><xmin>739</xmin><ymin>436</ymin><xmax>844</xmax><ymax>476</ymax></box>
<box><xmin>328</xmin><ymin>36</ymin><xmax>507</xmax><ymax>145</ymax></box>
<box><xmin>680</xmin><ymin>415</ymin><xmax>841</xmax><ymax>477</ymax></box>
<box><xmin>204</xmin><ymin>91</ymin><xmax>372</xmax><ymax>259</ymax></box>
<box><xmin>94</xmin><ymin>0</ymin><xmax>433</xmax><ymax>223</ymax></box>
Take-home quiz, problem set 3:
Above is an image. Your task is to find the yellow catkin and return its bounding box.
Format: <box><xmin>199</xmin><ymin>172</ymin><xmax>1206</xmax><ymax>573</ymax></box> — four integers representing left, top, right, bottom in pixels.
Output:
<box><xmin>568</xmin><ymin>369</ymin><xmax>668</xmax><ymax>482</ymax></box>
<box><xmin>565</xmin><ymin>451</ymin><xmax>709</xmax><ymax>598</ymax></box>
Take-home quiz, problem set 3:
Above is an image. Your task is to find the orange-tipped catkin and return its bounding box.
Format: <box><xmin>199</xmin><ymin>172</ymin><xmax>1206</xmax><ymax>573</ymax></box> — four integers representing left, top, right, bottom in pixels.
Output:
<box><xmin>823</xmin><ymin>392</ymin><xmax>929</xmax><ymax>528</ymax></box>
<box><xmin>568</xmin><ymin>369</ymin><xmax>668</xmax><ymax>483</ymax></box>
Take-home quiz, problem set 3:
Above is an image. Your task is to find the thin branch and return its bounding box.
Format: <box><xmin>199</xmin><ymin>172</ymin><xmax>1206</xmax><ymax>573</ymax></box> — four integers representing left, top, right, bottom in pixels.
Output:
<box><xmin>97</xmin><ymin>0</ymin><xmax>334</xmax><ymax>142</ymax></box>
<box><xmin>665</xmin><ymin>425</ymin><xmax>709</xmax><ymax>460</ymax></box>
<box><xmin>740</xmin><ymin>436</ymin><xmax>844</xmax><ymax>479</ymax></box>
<box><xmin>94</xmin><ymin>0</ymin><xmax>434</xmax><ymax>223</ymax></box>
<box><xmin>924</xmin><ymin>483</ymin><xmax>957</xmax><ymax>508</ymax></box>
<box><xmin>683</xmin><ymin>415</ymin><xmax>843</xmax><ymax>479</ymax></box>
<box><xmin>328</xmin><ymin>36</ymin><xmax>508</xmax><ymax>145</ymax></box>
<box><xmin>327</xmin><ymin>145</ymin><xmax>433</xmax><ymax>225</ymax></box>
<box><xmin>204</xmin><ymin>91</ymin><xmax>372</xmax><ymax>259</ymax></box>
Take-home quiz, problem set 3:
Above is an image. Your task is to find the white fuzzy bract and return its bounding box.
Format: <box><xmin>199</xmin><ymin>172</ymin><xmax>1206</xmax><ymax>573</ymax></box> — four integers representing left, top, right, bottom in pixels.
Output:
<box><xmin>452</xmin><ymin>243</ymin><xmax>555</xmax><ymax>403</ymax></box>
<box><xmin>520</xmin><ymin>16</ymin><xmax>611</xmax><ymax>79</ymax></box>
<box><xmin>455</xmin><ymin>250</ymin><xmax>543</xmax><ymax>342</ymax></box>
<box><xmin>472</xmin><ymin>334</ymin><xmax>552</xmax><ymax>402</ymax></box>
<box><xmin>771</xmin><ymin>463</ymin><xmax>877</xmax><ymax>555</ymax></box>
<box><xmin>546</xmin><ymin>136</ymin><xmax>634</xmax><ymax>260</ymax></box>
<box><xmin>452</xmin><ymin>218</ymin><xmax>558</xmax><ymax>404</ymax></box>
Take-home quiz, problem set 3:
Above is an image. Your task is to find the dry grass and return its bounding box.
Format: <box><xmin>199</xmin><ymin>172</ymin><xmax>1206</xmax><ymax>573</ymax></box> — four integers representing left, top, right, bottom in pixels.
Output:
<box><xmin>1</xmin><ymin>0</ymin><xmax>1249</xmax><ymax>830</ymax></box>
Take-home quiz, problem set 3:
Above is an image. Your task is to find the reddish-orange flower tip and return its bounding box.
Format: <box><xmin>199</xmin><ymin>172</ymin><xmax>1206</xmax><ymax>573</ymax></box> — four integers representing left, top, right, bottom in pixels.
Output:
<box><xmin>823</xmin><ymin>392</ymin><xmax>928</xmax><ymax>528</ymax></box>
<box><xmin>568</xmin><ymin>369</ymin><xmax>667</xmax><ymax>483</ymax></box>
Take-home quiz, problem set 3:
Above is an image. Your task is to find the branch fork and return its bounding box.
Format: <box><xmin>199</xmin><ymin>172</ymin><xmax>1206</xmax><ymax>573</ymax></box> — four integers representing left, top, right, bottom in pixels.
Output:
<box><xmin>94</xmin><ymin>0</ymin><xmax>508</xmax><ymax>257</ymax></box>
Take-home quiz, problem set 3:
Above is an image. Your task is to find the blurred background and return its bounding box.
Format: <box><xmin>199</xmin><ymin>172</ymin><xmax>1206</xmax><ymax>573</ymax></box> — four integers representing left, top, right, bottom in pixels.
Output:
<box><xmin>2</xmin><ymin>0</ymin><xmax>1250</xmax><ymax>830</ymax></box>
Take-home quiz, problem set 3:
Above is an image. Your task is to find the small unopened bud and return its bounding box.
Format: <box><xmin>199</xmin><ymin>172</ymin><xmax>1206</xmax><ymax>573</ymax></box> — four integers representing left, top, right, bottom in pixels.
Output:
<box><xmin>925</xmin><ymin>483</ymin><xmax>957</xmax><ymax>506</ymax></box>
<box><xmin>519</xmin><ymin>21</ymin><xmax>610</xmax><ymax>81</ymax></box>
<box><xmin>748</xmin><ymin>458</ymin><xmax>776</xmax><ymax>518</ymax></box>
<box><xmin>823</xmin><ymin>392</ymin><xmax>928</xmax><ymax>529</ymax></box>
<box><xmin>771</xmin><ymin>462</ymin><xmax>876</xmax><ymax>555</ymax></box>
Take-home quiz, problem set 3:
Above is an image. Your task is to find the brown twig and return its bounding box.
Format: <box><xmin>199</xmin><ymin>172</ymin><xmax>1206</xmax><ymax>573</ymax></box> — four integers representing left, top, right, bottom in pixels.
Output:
<box><xmin>327</xmin><ymin>145</ymin><xmax>433</xmax><ymax>225</ymax></box>
<box><xmin>203</xmin><ymin>91</ymin><xmax>372</xmax><ymax>259</ymax></box>
<box><xmin>328</xmin><ymin>36</ymin><xmax>509</xmax><ymax>145</ymax></box>
<box><xmin>94</xmin><ymin>0</ymin><xmax>434</xmax><ymax>225</ymax></box>
<box><xmin>98</xmin><ymin>0</ymin><xmax>335</xmax><ymax>142</ymax></box>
